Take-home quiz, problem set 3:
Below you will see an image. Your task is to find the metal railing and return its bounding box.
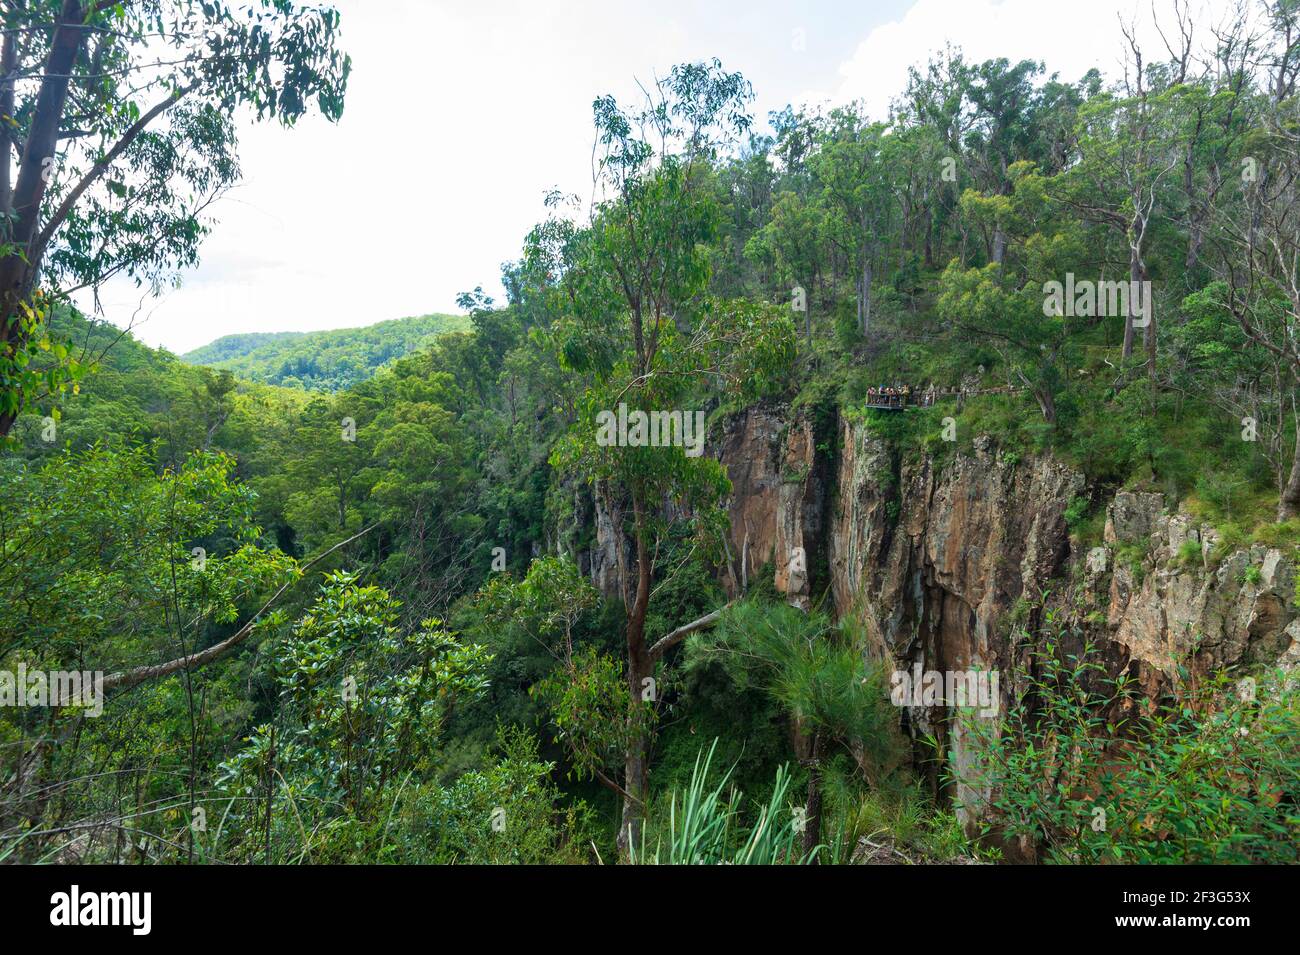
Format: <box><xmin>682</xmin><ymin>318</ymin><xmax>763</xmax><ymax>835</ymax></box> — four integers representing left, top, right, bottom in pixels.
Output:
<box><xmin>863</xmin><ymin>385</ymin><xmax>1022</xmax><ymax>411</ymax></box>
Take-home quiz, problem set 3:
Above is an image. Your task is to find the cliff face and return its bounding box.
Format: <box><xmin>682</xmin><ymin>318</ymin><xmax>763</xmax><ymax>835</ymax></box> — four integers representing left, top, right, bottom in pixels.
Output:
<box><xmin>705</xmin><ymin>406</ymin><xmax>1297</xmax><ymax>678</ymax></box>
<box><xmin>749</xmin><ymin>410</ymin><xmax>1299</xmax><ymax>836</ymax></box>
<box><xmin>827</xmin><ymin>423</ymin><xmax>1083</xmax><ymax>674</ymax></box>
<box><xmin>714</xmin><ymin>405</ymin><xmax>828</xmax><ymax>608</ymax></box>
<box><xmin>582</xmin><ymin>404</ymin><xmax>830</xmax><ymax>609</ymax></box>
<box><xmin>579</xmin><ymin>403</ymin><xmax>1299</xmax><ymax>827</ymax></box>
<box><xmin>1100</xmin><ymin>493</ymin><xmax>1297</xmax><ymax>685</ymax></box>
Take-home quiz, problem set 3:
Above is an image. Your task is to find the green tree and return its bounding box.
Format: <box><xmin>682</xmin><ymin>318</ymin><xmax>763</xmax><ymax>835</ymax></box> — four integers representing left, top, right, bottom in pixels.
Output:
<box><xmin>696</xmin><ymin>600</ymin><xmax>904</xmax><ymax>858</ymax></box>
<box><xmin>215</xmin><ymin>572</ymin><xmax>491</xmax><ymax>861</ymax></box>
<box><xmin>1056</xmin><ymin>48</ymin><xmax>1181</xmax><ymax>372</ymax></box>
<box><xmin>0</xmin><ymin>444</ymin><xmax>295</xmax><ymax>861</ymax></box>
<box><xmin>0</xmin><ymin>0</ymin><xmax>350</xmax><ymax>436</ymax></box>
<box><xmin>810</xmin><ymin>108</ymin><xmax>895</xmax><ymax>337</ymax></box>
<box><xmin>746</xmin><ymin>190</ymin><xmax>825</xmax><ymax>345</ymax></box>
<box><xmin>543</xmin><ymin>60</ymin><xmax>796</xmax><ymax>852</ymax></box>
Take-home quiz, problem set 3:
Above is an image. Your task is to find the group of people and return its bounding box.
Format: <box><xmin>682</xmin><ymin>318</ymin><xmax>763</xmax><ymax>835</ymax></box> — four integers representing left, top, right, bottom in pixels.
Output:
<box><xmin>865</xmin><ymin>384</ymin><xmax>914</xmax><ymax>406</ymax></box>
<box><xmin>864</xmin><ymin>380</ymin><xmax>1024</xmax><ymax>410</ymax></box>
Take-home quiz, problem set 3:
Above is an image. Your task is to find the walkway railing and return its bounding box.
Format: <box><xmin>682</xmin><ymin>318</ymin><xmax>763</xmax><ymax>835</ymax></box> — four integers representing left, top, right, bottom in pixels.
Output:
<box><xmin>863</xmin><ymin>385</ymin><xmax>1022</xmax><ymax>411</ymax></box>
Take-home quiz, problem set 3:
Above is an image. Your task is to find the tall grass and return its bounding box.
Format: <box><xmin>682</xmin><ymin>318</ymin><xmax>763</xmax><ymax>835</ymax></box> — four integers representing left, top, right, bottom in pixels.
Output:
<box><xmin>632</xmin><ymin>740</ymin><xmax>817</xmax><ymax>865</ymax></box>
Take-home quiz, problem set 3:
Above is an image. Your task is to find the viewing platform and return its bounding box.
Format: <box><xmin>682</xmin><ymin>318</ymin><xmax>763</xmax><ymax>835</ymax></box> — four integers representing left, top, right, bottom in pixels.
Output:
<box><xmin>863</xmin><ymin>385</ymin><xmax>1021</xmax><ymax>411</ymax></box>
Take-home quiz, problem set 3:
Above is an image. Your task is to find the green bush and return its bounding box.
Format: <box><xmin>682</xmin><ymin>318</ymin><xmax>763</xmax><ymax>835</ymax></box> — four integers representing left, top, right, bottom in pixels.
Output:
<box><xmin>950</xmin><ymin>617</ymin><xmax>1300</xmax><ymax>863</ymax></box>
<box><xmin>387</xmin><ymin>727</ymin><xmax>595</xmax><ymax>864</ymax></box>
<box><xmin>1197</xmin><ymin>470</ymin><xmax>1249</xmax><ymax>520</ymax></box>
<box><xmin>1175</xmin><ymin>538</ymin><xmax>1202</xmax><ymax>567</ymax></box>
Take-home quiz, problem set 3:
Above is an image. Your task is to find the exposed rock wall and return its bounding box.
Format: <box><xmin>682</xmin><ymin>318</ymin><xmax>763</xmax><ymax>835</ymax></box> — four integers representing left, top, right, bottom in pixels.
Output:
<box><xmin>714</xmin><ymin>405</ymin><xmax>827</xmax><ymax>608</ymax></box>
<box><xmin>579</xmin><ymin>404</ymin><xmax>1297</xmax><ymax>713</ymax></box>
<box><xmin>830</xmin><ymin>425</ymin><xmax>1084</xmax><ymax>671</ymax></box>
<box><xmin>582</xmin><ymin>403</ymin><xmax>828</xmax><ymax>608</ymax></box>
<box><xmin>1098</xmin><ymin>491</ymin><xmax>1296</xmax><ymax>688</ymax></box>
<box><xmin>736</xmin><ymin>409</ymin><xmax>1295</xmax><ymax>811</ymax></box>
<box><xmin>570</xmin><ymin>400</ymin><xmax>1298</xmax><ymax>855</ymax></box>
<box><xmin>715</xmin><ymin>405</ymin><xmax>784</xmax><ymax>597</ymax></box>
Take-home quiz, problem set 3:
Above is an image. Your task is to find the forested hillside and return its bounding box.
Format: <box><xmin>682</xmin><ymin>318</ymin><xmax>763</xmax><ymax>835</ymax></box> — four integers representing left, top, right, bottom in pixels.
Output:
<box><xmin>182</xmin><ymin>313</ymin><xmax>471</xmax><ymax>390</ymax></box>
<box><xmin>1</xmin><ymin>0</ymin><xmax>1298</xmax><ymax>869</ymax></box>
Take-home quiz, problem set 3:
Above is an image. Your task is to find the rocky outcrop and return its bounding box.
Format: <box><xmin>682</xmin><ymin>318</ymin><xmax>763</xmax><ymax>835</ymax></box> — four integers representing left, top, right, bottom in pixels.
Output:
<box><xmin>578</xmin><ymin>403</ymin><xmax>1298</xmax><ymax>738</ymax></box>
<box><xmin>586</xmin><ymin>480</ymin><xmax>632</xmax><ymax>606</ymax></box>
<box><xmin>714</xmin><ymin>405</ymin><xmax>827</xmax><ymax>608</ymax></box>
<box><xmin>583</xmin><ymin>403</ymin><xmax>828</xmax><ymax>608</ymax></box>
<box><xmin>707</xmin><ymin>408</ymin><xmax>1300</xmax><ymax>831</ymax></box>
<box><xmin>772</xmin><ymin>413</ymin><xmax>826</xmax><ymax>610</ymax></box>
<box><xmin>1097</xmin><ymin>492</ymin><xmax>1296</xmax><ymax>689</ymax></box>
<box><xmin>826</xmin><ymin>423</ymin><xmax>1085</xmax><ymax>820</ymax></box>
<box><xmin>826</xmin><ymin>416</ymin><xmax>1298</xmax><ymax>836</ymax></box>
<box><xmin>567</xmin><ymin>398</ymin><xmax>1299</xmax><ymax>857</ymax></box>
<box><xmin>828</xmin><ymin>426</ymin><xmax>1085</xmax><ymax>673</ymax></box>
<box><xmin>715</xmin><ymin>405</ymin><xmax>785</xmax><ymax>597</ymax></box>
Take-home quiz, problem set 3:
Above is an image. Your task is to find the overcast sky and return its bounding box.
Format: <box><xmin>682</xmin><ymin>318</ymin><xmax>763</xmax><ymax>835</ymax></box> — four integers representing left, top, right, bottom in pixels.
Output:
<box><xmin>81</xmin><ymin>0</ymin><xmax>1233</xmax><ymax>354</ymax></box>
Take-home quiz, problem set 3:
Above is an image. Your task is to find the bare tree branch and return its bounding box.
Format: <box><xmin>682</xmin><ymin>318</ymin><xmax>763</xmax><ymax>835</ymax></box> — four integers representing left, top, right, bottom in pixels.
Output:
<box><xmin>100</xmin><ymin>523</ymin><xmax>378</xmax><ymax>694</ymax></box>
<box><xmin>647</xmin><ymin>602</ymin><xmax>732</xmax><ymax>662</ymax></box>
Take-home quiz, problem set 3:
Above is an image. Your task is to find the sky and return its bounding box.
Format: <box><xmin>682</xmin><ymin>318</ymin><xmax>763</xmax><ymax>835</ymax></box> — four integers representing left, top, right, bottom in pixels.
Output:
<box><xmin>80</xmin><ymin>0</ymin><xmax>1237</xmax><ymax>354</ymax></box>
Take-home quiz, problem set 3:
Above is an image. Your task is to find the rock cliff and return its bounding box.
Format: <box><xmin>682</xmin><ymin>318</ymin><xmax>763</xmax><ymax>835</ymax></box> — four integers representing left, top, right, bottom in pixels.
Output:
<box><xmin>579</xmin><ymin>402</ymin><xmax>1299</xmax><ymax>829</ymax></box>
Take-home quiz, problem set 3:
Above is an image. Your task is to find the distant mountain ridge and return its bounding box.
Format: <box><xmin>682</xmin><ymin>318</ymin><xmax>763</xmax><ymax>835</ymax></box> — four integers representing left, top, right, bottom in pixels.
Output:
<box><xmin>183</xmin><ymin>331</ymin><xmax>305</xmax><ymax>364</ymax></box>
<box><xmin>182</xmin><ymin>313</ymin><xmax>470</xmax><ymax>390</ymax></box>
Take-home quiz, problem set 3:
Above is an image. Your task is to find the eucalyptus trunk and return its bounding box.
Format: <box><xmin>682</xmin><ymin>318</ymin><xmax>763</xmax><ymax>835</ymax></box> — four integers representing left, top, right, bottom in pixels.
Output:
<box><xmin>1279</xmin><ymin>423</ymin><xmax>1300</xmax><ymax>521</ymax></box>
<box><xmin>802</xmin><ymin>731</ymin><xmax>825</xmax><ymax>862</ymax></box>
<box><xmin>617</xmin><ymin>496</ymin><xmax>653</xmax><ymax>859</ymax></box>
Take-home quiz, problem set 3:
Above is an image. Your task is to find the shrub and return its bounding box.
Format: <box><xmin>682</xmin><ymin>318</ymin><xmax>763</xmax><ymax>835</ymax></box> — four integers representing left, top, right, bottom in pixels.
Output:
<box><xmin>387</xmin><ymin>727</ymin><xmax>595</xmax><ymax>864</ymax></box>
<box><xmin>1064</xmin><ymin>495</ymin><xmax>1090</xmax><ymax>528</ymax></box>
<box><xmin>950</xmin><ymin>619</ymin><xmax>1300</xmax><ymax>863</ymax></box>
<box><xmin>1175</xmin><ymin>538</ymin><xmax>1202</xmax><ymax>567</ymax></box>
